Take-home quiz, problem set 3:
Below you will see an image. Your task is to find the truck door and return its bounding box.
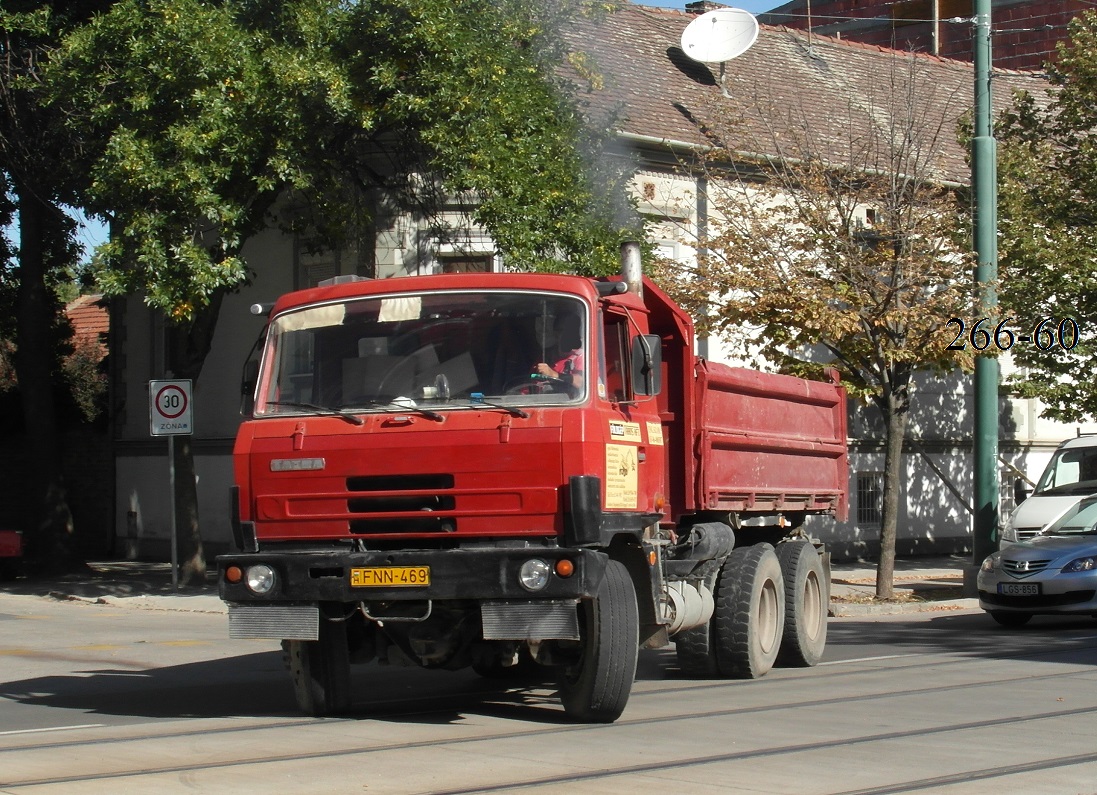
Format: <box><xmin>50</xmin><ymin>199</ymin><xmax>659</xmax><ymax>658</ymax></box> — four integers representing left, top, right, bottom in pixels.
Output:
<box><xmin>597</xmin><ymin>309</ymin><xmax>665</xmax><ymax>518</ymax></box>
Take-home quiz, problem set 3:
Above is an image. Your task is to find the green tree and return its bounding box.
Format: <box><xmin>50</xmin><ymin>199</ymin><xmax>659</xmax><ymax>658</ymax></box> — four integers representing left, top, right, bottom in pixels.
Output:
<box><xmin>652</xmin><ymin>54</ymin><xmax>975</xmax><ymax>597</ymax></box>
<box><xmin>1</xmin><ymin>2</ymin><xmax>112</xmax><ymax>574</ymax></box>
<box><xmin>48</xmin><ymin>0</ymin><xmax>632</xmax><ymax>581</ymax></box>
<box><xmin>996</xmin><ymin>12</ymin><xmax>1097</xmax><ymax>421</ymax></box>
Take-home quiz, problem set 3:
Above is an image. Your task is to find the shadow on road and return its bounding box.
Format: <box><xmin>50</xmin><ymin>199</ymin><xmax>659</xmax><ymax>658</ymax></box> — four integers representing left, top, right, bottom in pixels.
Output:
<box><xmin>0</xmin><ymin>650</ymin><xmax>605</xmax><ymax>725</ymax></box>
<box><xmin>828</xmin><ymin>610</ymin><xmax>1097</xmax><ymax>668</ymax></box>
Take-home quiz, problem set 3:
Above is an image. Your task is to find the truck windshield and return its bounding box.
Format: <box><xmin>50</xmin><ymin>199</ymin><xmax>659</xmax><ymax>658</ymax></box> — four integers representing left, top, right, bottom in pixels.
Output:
<box><xmin>1033</xmin><ymin>446</ymin><xmax>1097</xmax><ymax>496</ymax></box>
<box><xmin>255</xmin><ymin>291</ymin><xmax>587</xmax><ymax>416</ymax></box>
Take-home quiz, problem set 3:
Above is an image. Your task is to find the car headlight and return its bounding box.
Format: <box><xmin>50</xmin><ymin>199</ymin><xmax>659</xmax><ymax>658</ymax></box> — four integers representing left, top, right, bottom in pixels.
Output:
<box><xmin>1000</xmin><ymin>524</ymin><xmax>1018</xmax><ymax>544</ymax></box>
<box><xmin>981</xmin><ymin>555</ymin><xmax>998</xmax><ymax>572</ymax></box>
<box><xmin>1062</xmin><ymin>556</ymin><xmax>1097</xmax><ymax>573</ymax></box>
<box><xmin>246</xmin><ymin>564</ymin><xmax>276</xmax><ymax>594</ymax></box>
<box><xmin>518</xmin><ymin>558</ymin><xmax>551</xmax><ymax>592</ymax></box>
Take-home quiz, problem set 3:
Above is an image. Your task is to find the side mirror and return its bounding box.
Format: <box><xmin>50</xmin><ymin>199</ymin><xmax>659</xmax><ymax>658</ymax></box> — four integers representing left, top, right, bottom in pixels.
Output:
<box><xmin>631</xmin><ymin>334</ymin><xmax>662</xmax><ymax>396</ymax></box>
<box><xmin>1013</xmin><ymin>478</ymin><xmax>1031</xmax><ymax>505</ymax></box>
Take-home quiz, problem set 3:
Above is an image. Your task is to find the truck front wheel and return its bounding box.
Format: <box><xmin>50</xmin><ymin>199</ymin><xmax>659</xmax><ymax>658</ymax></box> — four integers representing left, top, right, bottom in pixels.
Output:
<box><xmin>558</xmin><ymin>559</ymin><xmax>638</xmax><ymax>723</ymax></box>
<box><xmin>284</xmin><ymin>619</ymin><xmax>352</xmax><ymax>716</ymax></box>
<box><xmin>775</xmin><ymin>540</ymin><xmax>828</xmax><ymax>667</ymax></box>
<box><xmin>713</xmin><ymin>544</ymin><xmax>785</xmax><ymax>678</ymax></box>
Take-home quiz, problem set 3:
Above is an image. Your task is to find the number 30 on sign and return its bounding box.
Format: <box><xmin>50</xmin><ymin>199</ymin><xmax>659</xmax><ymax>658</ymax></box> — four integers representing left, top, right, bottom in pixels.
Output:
<box><xmin>149</xmin><ymin>379</ymin><xmax>194</xmax><ymax>436</ymax></box>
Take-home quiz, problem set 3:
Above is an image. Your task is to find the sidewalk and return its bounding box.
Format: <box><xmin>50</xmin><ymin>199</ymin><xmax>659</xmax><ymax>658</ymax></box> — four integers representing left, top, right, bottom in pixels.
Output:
<box><xmin>0</xmin><ymin>560</ymin><xmax>225</xmax><ymax>613</ymax></box>
<box><xmin>0</xmin><ymin>555</ymin><xmax>982</xmax><ymax>617</ymax></box>
<box><xmin>828</xmin><ymin>554</ymin><xmax>979</xmax><ymax>616</ymax></box>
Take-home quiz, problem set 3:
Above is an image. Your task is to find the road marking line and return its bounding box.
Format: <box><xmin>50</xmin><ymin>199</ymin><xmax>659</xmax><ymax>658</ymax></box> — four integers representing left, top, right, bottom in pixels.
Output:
<box><xmin>819</xmin><ymin>654</ymin><xmax>917</xmax><ymax>665</ymax></box>
<box><xmin>0</xmin><ymin>724</ymin><xmax>105</xmax><ymax>736</ymax></box>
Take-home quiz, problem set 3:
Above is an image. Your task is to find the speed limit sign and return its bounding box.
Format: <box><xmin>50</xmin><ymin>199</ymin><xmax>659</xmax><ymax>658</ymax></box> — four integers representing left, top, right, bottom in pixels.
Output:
<box><xmin>149</xmin><ymin>380</ymin><xmax>193</xmax><ymax>436</ymax></box>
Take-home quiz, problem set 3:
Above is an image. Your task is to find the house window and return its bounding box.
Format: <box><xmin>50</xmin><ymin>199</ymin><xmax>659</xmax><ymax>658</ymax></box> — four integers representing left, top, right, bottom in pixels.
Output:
<box><xmin>857</xmin><ymin>472</ymin><xmax>883</xmax><ymax>525</ymax></box>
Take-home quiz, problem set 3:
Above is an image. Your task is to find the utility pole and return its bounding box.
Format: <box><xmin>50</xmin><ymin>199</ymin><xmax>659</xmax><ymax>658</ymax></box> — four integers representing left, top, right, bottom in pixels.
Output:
<box><xmin>971</xmin><ymin>0</ymin><xmax>999</xmax><ymax>567</ymax></box>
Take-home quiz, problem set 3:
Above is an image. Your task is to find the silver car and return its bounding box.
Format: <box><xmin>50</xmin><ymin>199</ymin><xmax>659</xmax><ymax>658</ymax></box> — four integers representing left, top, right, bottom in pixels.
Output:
<box><xmin>978</xmin><ymin>496</ymin><xmax>1097</xmax><ymax>626</ymax></box>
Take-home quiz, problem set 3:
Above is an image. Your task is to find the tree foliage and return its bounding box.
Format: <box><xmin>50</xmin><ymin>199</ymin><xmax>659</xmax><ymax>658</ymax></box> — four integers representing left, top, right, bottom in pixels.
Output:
<box><xmin>651</xmin><ymin>53</ymin><xmax>976</xmax><ymax>597</ymax></box>
<box><xmin>1</xmin><ymin>1</ymin><xmax>113</xmax><ymax>572</ymax></box>
<box><xmin>34</xmin><ymin>0</ymin><xmax>633</xmax><ymax>580</ymax></box>
<box><xmin>50</xmin><ymin>0</ymin><xmax>631</xmax><ymax>321</ymax></box>
<box><xmin>996</xmin><ymin>12</ymin><xmax>1097</xmax><ymax>423</ymax></box>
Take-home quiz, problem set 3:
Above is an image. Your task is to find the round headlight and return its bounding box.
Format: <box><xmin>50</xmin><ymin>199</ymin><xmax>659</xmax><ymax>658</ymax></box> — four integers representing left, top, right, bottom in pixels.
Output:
<box><xmin>246</xmin><ymin>564</ymin><xmax>276</xmax><ymax>594</ymax></box>
<box><xmin>518</xmin><ymin>558</ymin><xmax>551</xmax><ymax>592</ymax></box>
<box><xmin>1062</xmin><ymin>556</ymin><xmax>1097</xmax><ymax>573</ymax></box>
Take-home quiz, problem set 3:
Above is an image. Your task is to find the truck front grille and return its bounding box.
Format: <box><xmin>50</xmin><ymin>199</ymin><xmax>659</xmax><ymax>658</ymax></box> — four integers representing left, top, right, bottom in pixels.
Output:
<box><xmin>346</xmin><ymin>474</ymin><xmax>458</xmax><ymax>534</ymax></box>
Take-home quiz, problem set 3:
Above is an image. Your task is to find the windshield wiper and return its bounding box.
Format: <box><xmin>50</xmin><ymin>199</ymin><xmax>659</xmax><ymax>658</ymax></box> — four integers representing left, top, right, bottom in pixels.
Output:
<box><xmin>465</xmin><ymin>394</ymin><xmax>528</xmax><ymax>419</ymax></box>
<box><xmin>268</xmin><ymin>400</ymin><xmax>364</xmax><ymax>425</ymax></box>
<box><xmin>361</xmin><ymin>399</ymin><xmax>444</xmax><ymax>422</ymax></box>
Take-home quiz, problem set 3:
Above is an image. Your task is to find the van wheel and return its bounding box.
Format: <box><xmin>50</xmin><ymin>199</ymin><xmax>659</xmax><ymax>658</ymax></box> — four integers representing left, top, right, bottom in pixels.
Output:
<box><xmin>558</xmin><ymin>560</ymin><xmax>638</xmax><ymax>723</ymax></box>
<box><xmin>775</xmin><ymin>541</ymin><xmax>828</xmax><ymax>667</ymax></box>
<box><xmin>284</xmin><ymin>620</ymin><xmax>352</xmax><ymax>716</ymax></box>
<box><xmin>712</xmin><ymin>544</ymin><xmax>785</xmax><ymax>678</ymax></box>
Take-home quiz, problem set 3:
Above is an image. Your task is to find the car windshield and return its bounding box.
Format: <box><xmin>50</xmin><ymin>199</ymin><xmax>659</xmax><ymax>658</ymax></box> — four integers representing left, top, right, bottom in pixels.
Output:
<box><xmin>254</xmin><ymin>290</ymin><xmax>587</xmax><ymax>417</ymax></box>
<box><xmin>1032</xmin><ymin>446</ymin><xmax>1097</xmax><ymax>497</ymax></box>
<box><xmin>1041</xmin><ymin>499</ymin><xmax>1097</xmax><ymax>536</ymax></box>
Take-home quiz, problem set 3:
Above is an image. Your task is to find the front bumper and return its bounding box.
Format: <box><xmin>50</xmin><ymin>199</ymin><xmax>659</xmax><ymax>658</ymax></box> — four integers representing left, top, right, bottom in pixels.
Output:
<box><xmin>977</xmin><ymin>570</ymin><xmax>1097</xmax><ymax>614</ymax></box>
<box><xmin>217</xmin><ymin>546</ymin><xmax>607</xmax><ymax>604</ymax></box>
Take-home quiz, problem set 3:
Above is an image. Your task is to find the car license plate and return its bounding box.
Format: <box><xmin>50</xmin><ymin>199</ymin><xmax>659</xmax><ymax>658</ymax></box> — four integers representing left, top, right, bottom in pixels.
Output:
<box><xmin>350</xmin><ymin>566</ymin><xmax>430</xmax><ymax>587</ymax></box>
<box><xmin>998</xmin><ymin>582</ymin><xmax>1040</xmax><ymax>596</ymax></box>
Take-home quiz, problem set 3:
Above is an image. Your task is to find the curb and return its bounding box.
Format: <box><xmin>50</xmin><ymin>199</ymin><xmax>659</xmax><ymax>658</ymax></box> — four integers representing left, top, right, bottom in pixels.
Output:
<box><xmin>830</xmin><ymin>598</ymin><xmax>980</xmax><ymax>617</ymax></box>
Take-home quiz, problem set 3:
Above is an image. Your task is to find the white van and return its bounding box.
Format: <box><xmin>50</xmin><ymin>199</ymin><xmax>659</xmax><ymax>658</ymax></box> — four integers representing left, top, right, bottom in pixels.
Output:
<box><xmin>1002</xmin><ymin>435</ymin><xmax>1097</xmax><ymax>548</ymax></box>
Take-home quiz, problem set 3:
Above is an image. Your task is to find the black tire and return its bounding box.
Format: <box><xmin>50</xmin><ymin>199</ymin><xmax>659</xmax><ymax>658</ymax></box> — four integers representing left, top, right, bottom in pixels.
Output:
<box><xmin>675</xmin><ymin>623</ymin><xmax>718</xmax><ymax>676</ymax></box>
<box><xmin>989</xmin><ymin>610</ymin><xmax>1032</xmax><ymax>628</ymax></box>
<box><xmin>558</xmin><ymin>559</ymin><xmax>638</xmax><ymax>723</ymax></box>
<box><xmin>0</xmin><ymin>557</ymin><xmax>19</xmax><ymax>582</ymax></box>
<box><xmin>775</xmin><ymin>541</ymin><xmax>828</xmax><ymax>667</ymax></box>
<box><xmin>712</xmin><ymin>544</ymin><xmax>785</xmax><ymax>679</ymax></box>
<box><xmin>283</xmin><ymin>619</ymin><xmax>352</xmax><ymax>716</ymax></box>
<box><xmin>674</xmin><ymin>562</ymin><xmax>720</xmax><ymax>677</ymax></box>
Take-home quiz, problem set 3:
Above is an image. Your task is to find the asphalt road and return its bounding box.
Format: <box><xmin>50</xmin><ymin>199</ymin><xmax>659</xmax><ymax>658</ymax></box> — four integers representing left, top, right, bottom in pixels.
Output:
<box><xmin>2</xmin><ymin>593</ymin><xmax>1097</xmax><ymax>794</ymax></box>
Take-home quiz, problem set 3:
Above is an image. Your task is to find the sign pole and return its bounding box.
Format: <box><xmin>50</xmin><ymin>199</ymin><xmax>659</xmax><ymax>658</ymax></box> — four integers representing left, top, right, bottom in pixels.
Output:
<box><xmin>149</xmin><ymin>379</ymin><xmax>194</xmax><ymax>591</ymax></box>
<box><xmin>169</xmin><ymin>434</ymin><xmax>178</xmax><ymax>590</ymax></box>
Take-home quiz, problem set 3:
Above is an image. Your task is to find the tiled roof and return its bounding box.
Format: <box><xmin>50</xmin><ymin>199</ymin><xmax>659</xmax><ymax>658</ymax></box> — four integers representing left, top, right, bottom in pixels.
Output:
<box><xmin>65</xmin><ymin>294</ymin><xmax>109</xmax><ymax>354</ymax></box>
<box><xmin>565</xmin><ymin>4</ymin><xmax>1045</xmax><ymax>184</ymax></box>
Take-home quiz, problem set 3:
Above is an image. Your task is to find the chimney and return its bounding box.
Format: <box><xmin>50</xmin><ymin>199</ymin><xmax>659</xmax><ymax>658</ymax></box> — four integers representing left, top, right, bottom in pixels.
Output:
<box><xmin>686</xmin><ymin>1</ymin><xmax>730</xmax><ymax>14</ymax></box>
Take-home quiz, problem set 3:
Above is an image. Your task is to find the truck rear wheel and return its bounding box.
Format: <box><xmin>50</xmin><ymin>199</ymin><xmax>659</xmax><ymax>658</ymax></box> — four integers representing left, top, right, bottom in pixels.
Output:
<box><xmin>775</xmin><ymin>540</ymin><xmax>828</xmax><ymax>667</ymax></box>
<box><xmin>558</xmin><ymin>559</ymin><xmax>638</xmax><ymax>723</ymax></box>
<box><xmin>674</xmin><ymin>624</ymin><xmax>718</xmax><ymax>676</ymax></box>
<box><xmin>713</xmin><ymin>544</ymin><xmax>785</xmax><ymax>679</ymax></box>
<box><xmin>284</xmin><ymin>619</ymin><xmax>352</xmax><ymax>716</ymax></box>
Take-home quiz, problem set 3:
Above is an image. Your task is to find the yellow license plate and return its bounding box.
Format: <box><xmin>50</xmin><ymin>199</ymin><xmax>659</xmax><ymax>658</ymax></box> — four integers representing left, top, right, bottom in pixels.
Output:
<box><xmin>350</xmin><ymin>566</ymin><xmax>430</xmax><ymax>587</ymax></box>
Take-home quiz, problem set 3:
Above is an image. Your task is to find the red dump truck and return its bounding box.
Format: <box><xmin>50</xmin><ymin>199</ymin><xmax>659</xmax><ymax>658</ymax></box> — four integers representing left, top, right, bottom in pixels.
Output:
<box><xmin>218</xmin><ymin>246</ymin><xmax>848</xmax><ymax>722</ymax></box>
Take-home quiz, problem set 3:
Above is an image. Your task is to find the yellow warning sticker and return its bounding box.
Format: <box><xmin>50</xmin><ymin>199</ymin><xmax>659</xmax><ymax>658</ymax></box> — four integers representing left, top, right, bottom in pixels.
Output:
<box><xmin>608</xmin><ymin>421</ymin><xmax>642</xmax><ymax>442</ymax></box>
<box><xmin>605</xmin><ymin>444</ymin><xmax>638</xmax><ymax>509</ymax></box>
<box><xmin>646</xmin><ymin>421</ymin><xmax>664</xmax><ymax>446</ymax></box>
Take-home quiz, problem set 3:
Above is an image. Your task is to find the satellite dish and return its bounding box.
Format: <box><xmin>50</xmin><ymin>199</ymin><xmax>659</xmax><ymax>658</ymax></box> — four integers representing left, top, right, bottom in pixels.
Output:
<box><xmin>680</xmin><ymin>8</ymin><xmax>759</xmax><ymax>64</ymax></box>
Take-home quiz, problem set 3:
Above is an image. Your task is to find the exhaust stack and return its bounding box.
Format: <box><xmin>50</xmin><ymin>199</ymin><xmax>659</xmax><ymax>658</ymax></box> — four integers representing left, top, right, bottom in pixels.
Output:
<box><xmin>621</xmin><ymin>241</ymin><xmax>643</xmax><ymax>298</ymax></box>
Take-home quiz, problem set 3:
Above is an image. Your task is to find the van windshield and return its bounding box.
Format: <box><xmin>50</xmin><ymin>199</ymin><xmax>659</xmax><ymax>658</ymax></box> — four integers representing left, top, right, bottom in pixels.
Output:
<box><xmin>1033</xmin><ymin>446</ymin><xmax>1097</xmax><ymax>497</ymax></box>
<box><xmin>255</xmin><ymin>290</ymin><xmax>587</xmax><ymax>417</ymax></box>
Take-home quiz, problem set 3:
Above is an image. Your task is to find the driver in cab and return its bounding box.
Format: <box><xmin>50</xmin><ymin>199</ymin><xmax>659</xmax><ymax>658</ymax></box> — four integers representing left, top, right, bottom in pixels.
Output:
<box><xmin>534</xmin><ymin>313</ymin><xmax>584</xmax><ymax>395</ymax></box>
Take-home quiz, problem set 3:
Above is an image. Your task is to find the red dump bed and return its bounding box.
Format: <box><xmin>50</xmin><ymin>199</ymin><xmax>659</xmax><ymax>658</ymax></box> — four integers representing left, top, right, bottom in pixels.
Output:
<box><xmin>692</xmin><ymin>361</ymin><xmax>848</xmax><ymax>521</ymax></box>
